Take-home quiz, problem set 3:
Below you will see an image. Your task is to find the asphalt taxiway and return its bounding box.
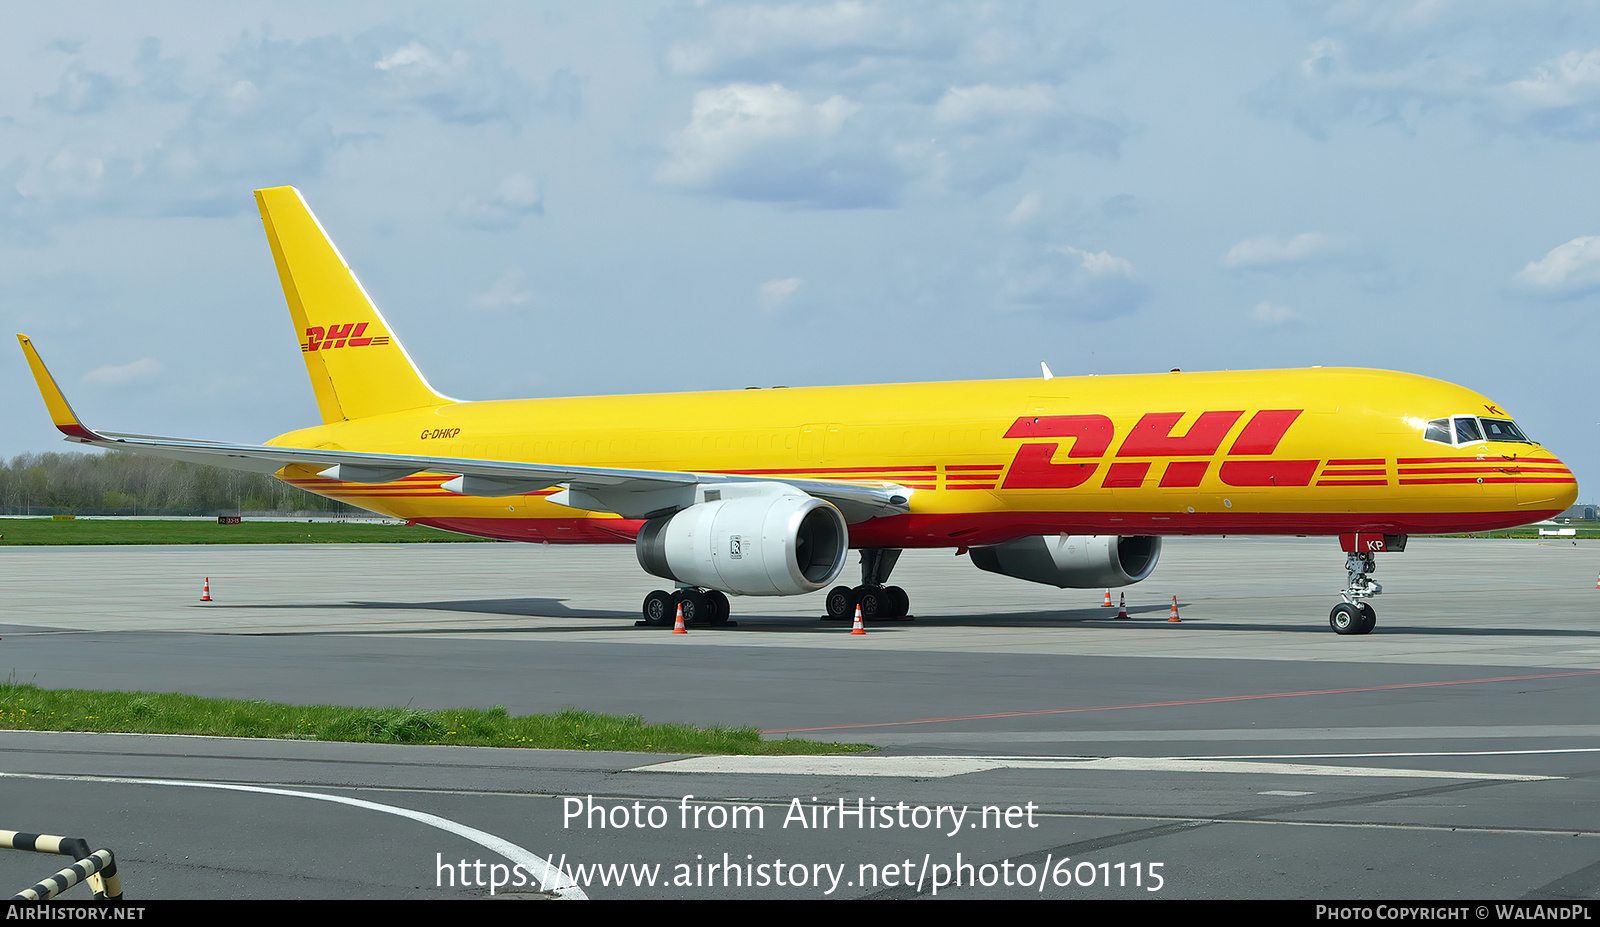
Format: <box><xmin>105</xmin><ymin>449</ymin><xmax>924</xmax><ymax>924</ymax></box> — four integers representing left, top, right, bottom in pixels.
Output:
<box><xmin>1</xmin><ymin>537</ymin><xmax>1597</xmax><ymax>899</ymax></box>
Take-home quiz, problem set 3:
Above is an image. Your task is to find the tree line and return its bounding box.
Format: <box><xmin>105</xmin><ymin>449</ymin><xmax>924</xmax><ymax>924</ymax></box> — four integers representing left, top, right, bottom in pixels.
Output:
<box><xmin>0</xmin><ymin>451</ymin><xmax>356</xmax><ymax>516</ymax></box>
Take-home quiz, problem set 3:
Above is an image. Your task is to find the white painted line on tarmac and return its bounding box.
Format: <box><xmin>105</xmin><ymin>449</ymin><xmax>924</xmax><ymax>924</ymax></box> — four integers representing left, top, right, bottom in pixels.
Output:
<box><xmin>0</xmin><ymin>771</ymin><xmax>586</xmax><ymax>900</ymax></box>
<box><xmin>1033</xmin><ymin>757</ymin><xmax>1553</xmax><ymax>780</ymax></box>
<box><xmin>634</xmin><ymin>754</ymin><xmax>1558</xmax><ymax>781</ymax></box>
<box><xmin>1180</xmin><ymin>746</ymin><xmax>1600</xmax><ymax>761</ymax></box>
<box><xmin>636</xmin><ymin>755</ymin><xmax>1011</xmax><ymax>777</ymax></box>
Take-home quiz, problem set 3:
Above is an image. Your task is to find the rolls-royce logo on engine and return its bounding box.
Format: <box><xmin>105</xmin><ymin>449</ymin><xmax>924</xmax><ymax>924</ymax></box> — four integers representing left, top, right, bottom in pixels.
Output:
<box><xmin>729</xmin><ymin>536</ymin><xmax>743</xmax><ymax>559</ymax></box>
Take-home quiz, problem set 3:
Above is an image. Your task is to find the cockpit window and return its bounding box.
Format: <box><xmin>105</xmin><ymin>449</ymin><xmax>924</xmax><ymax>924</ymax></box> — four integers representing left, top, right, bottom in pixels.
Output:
<box><xmin>1422</xmin><ymin>414</ymin><xmax>1533</xmax><ymax>446</ymax></box>
<box><xmin>1480</xmin><ymin>418</ymin><xmax>1530</xmax><ymax>442</ymax></box>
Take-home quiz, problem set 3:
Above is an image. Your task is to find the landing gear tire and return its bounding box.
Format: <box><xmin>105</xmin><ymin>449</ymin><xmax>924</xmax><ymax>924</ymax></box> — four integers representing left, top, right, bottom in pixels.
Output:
<box><xmin>826</xmin><ymin>585</ymin><xmax>856</xmax><ymax>620</ymax></box>
<box><xmin>676</xmin><ymin>589</ymin><xmax>709</xmax><ymax>624</ymax></box>
<box><xmin>856</xmin><ymin>587</ymin><xmax>884</xmax><ymax>620</ymax></box>
<box><xmin>884</xmin><ymin>585</ymin><xmax>909</xmax><ymax>618</ymax></box>
<box><xmin>1330</xmin><ymin>603</ymin><xmax>1362</xmax><ymax>635</ymax></box>
<box><xmin>643</xmin><ymin>590</ymin><xmax>675</xmax><ymax>626</ymax></box>
<box><xmin>1357</xmin><ymin>603</ymin><xmax>1377</xmax><ymax>634</ymax></box>
<box><xmin>705</xmin><ymin>590</ymin><xmax>731</xmax><ymax>624</ymax></box>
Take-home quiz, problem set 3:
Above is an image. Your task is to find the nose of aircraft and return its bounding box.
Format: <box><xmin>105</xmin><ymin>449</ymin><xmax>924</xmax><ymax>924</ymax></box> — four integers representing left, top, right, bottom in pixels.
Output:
<box><xmin>1516</xmin><ymin>451</ymin><xmax>1579</xmax><ymax>515</ymax></box>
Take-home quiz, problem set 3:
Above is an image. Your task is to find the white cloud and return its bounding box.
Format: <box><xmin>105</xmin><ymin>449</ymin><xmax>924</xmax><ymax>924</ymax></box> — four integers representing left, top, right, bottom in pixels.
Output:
<box><xmin>659</xmin><ymin>1</ymin><xmax>1097</xmax><ymax>92</ymax></box>
<box><xmin>664</xmin><ymin>1</ymin><xmax>900</xmax><ymax>79</ymax></box>
<box><xmin>1502</xmin><ymin>50</ymin><xmax>1600</xmax><ymax>109</ymax></box>
<box><xmin>473</xmin><ymin>269</ymin><xmax>533</xmax><ymax>310</ymax></box>
<box><xmin>1322</xmin><ymin>0</ymin><xmax>1463</xmax><ymax>38</ymax></box>
<box><xmin>932</xmin><ymin>83</ymin><xmax>1125</xmax><ymax>179</ymax></box>
<box><xmin>1517</xmin><ymin>235</ymin><xmax>1600</xmax><ymax>297</ymax></box>
<box><xmin>1494</xmin><ymin>49</ymin><xmax>1600</xmax><ymax>137</ymax></box>
<box><xmin>453</xmin><ymin>173</ymin><xmax>543</xmax><ymax>230</ymax></box>
<box><xmin>656</xmin><ymin>83</ymin><xmax>904</xmax><ymax>208</ymax></box>
<box><xmin>660</xmin><ymin>84</ymin><xmax>857</xmax><ymax>186</ymax></box>
<box><xmin>36</xmin><ymin>63</ymin><xmax>120</xmax><ymax>115</ymax></box>
<box><xmin>84</xmin><ymin>358</ymin><xmax>162</xmax><ymax>387</ymax></box>
<box><xmin>654</xmin><ymin>4</ymin><xmax>1112</xmax><ymax>196</ymax></box>
<box><xmin>1261</xmin><ymin>12</ymin><xmax>1600</xmax><ymax>141</ymax></box>
<box><xmin>25</xmin><ymin>150</ymin><xmax>107</xmax><ymax>199</ymax></box>
<box><xmin>758</xmin><ymin>277</ymin><xmax>804</xmax><ymax>314</ymax></box>
<box><xmin>935</xmin><ymin>84</ymin><xmax>1059</xmax><ymax>126</ymax></box>
<box><xmin>1061</xmin><ymin>245</ymin><xmax>1134</xmax><ymax>278</ymax></box>
<box><xmin>1004</xmin><ymin>244</ymin><xmax>1145</xmax><ymax>320</ymax></box>
<box><xmin>1251</xmin><ymin>301</ymin><xmax>1303</xmax><ymax>328</ymax></box>
<box><xmin>1005</xmin><ymin>191</ymin><xmax>1042</xmax><ymax>228</ymax></box>
<box><xmin>4</xmin><ymin>30</ymin><xmax>556</xmax><ymax>231</ymax></box>
<box><xmin>1223</xmin><ymin>233</ymin><xmax>1349</xmax><ymax>270</ymax></box>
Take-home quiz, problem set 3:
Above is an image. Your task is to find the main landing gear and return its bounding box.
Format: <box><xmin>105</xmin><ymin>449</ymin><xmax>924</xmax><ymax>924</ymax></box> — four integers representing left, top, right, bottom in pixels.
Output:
<box><xmin>825</xmin><ymin>548</ymin><xmax>912</xmax><ymax>621</ymax></box>
<box><xmin>1329</xmin><ymin>534</ymin><xmax>1404</xmax><ymax>635</ymax></box>
<box><xmin>641</xmin><ymin>588</ymin><xmax>731</xmax><ymax>627</ymax></box>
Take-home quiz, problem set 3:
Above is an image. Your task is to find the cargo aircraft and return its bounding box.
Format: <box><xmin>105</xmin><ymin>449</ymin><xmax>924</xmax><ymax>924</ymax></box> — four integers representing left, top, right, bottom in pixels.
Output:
<box><xmin>18</xmin><ymin>187</ymin><xmax>1579</xmax><ymax>634</ymax></box>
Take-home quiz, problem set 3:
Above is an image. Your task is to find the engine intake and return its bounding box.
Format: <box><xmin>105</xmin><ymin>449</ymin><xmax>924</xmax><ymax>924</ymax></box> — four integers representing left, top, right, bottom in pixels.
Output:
<box><xmin>636</xmin><ymin>486</ymin><xmax>848</xmax><ymax>596</ymax></box>
<box><xmin>969</xmin><ymin>535</ymin><xmax>1161</xmax><ymax>588</ymax></box>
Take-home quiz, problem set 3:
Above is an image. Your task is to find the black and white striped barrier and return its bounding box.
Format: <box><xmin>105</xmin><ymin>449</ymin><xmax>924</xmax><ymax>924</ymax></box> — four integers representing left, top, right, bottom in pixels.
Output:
<box><xmin>2</xmin><ymin>829</ymin><xmax>123</xmax><ymax>901</ymax></box>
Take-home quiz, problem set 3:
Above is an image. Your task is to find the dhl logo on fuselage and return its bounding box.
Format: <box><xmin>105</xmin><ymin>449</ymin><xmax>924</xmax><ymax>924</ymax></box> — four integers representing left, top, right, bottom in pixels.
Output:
<box><xmin>302</xmin><ymin>322</ymin><xmax>393</xmax><ymax>352</ymax></box>
<box><xmin>1002</xmin><ymin>409</ymin><xmax>1315</xmax><ymax>489</ymax></box>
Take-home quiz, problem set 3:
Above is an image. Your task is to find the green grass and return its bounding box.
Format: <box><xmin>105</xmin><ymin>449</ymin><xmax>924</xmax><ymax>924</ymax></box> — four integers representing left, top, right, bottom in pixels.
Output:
<box><xmin>0</xmin><ymin>518</ymin><xmax>492</xmax><ymax>545</ymax></box>
<box><xmin>0</xmin><ymin>683</ymin><xmax>870</xmax><ymax>755</ymax></box>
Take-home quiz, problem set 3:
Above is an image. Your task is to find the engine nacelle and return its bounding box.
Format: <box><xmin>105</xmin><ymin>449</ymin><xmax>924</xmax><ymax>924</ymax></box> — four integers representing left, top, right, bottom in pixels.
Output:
<box><xmin>635</xmin><ymin>486</ymin><xmax>849</xmax><ymax>596</ymax></box>
<box><xmin>969</xmin><ymin>535</ymin><xmax>1161</xmax><ymax>588</ymax></box>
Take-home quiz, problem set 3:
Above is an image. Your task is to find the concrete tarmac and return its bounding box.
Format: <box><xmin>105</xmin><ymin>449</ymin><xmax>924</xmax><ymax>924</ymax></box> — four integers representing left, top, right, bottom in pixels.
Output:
<box><xmin>1</xmin><ymin>537</ymin><xmax>1597</xmax><ymax>900</ymax></box>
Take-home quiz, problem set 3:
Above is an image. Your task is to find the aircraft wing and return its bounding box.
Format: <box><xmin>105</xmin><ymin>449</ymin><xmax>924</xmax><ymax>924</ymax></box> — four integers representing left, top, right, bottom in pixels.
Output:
<box><xmin>17</xmin><ymin>335</ymin><xmax>912</xmax><ymax>522</ymax></box>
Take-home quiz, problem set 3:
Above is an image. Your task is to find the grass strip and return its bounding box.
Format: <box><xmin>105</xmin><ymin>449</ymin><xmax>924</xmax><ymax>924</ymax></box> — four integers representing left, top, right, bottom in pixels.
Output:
<box><xmin>0</xmin><ymin>519</ymin><xmax>493</xmax><ymax>545</ymax></box>
<box><xmin>0</xmin><ymin>683</ymin><xmax>869</xmax><ymax>755</ymax></box>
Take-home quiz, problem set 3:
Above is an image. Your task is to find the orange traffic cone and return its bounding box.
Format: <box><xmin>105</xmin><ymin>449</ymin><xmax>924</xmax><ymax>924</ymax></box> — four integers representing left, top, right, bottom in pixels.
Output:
<box><xmin>1168</xmin><ymin>595</ymin><xmax>1181</xmax><ymax>623</ymax></box>
<box><xmin>1102</xmin><ymin>589</ymin><xmax>1112</xmax><ymax>607</ymax></box>
<box><xmin>201</xmin><ymin>578</ymin><xmax>212</xmax><ymax>602</ymax></box>
<box><xmin>851</xmin><ymin>604</ymin><xmax>866</xmax><ymax>635</ymax></box>
<box><xmin>1116</xmin><ymin>592</ymin><xmax>1128</xmax><ymax>619</ymax></box>
<box><xmin>672</xmin><ymin>602</ymin><xmax>688</xmax><ymax>634</ymax></box>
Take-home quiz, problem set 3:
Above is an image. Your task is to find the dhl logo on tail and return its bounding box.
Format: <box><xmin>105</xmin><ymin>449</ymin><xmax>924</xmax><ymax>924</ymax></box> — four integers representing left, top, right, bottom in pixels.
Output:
<box><xmin>302</xmin><ymin>322</ymin><xmax>392</xmax><ymax>352</ymax></box>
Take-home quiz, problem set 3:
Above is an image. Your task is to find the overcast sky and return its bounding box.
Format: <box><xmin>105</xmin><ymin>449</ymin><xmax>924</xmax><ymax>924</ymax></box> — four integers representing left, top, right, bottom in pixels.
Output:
<box><xmin>3</xmin><ymin>1</ymin><xmax>1598</xmax><ymax>497</ymax></box>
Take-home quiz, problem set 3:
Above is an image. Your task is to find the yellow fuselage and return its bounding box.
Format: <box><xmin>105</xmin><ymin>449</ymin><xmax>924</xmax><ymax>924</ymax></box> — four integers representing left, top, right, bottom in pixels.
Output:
<box><xmin>272</xmin><ymin>366</ymin><xmax>1577</xmax><ymax>546</ymax></box>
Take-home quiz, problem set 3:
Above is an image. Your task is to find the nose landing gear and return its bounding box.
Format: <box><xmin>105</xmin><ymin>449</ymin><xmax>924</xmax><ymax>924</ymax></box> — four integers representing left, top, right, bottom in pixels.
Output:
<box><xmin>1330</xmin><ymin>533</ymin><xmax>1404</xmax><ymax>635</ymax></box>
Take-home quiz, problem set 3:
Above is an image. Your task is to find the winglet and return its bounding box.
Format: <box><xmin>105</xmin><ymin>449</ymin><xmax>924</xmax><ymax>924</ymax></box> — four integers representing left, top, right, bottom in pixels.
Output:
<box><xmin>16</xmin><ymin>335</ymin><xmax>105</xmax><ymax>443</ymax></box>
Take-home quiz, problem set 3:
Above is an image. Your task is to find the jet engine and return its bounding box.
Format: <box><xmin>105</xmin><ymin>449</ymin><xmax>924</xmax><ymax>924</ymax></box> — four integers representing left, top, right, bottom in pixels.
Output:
<box><xmin>635</xmin><ymin>488</ymin><xmax>849</xmax><ymax>596</ymax></box>
<box><xmin>968</xmin><ymin>534</ymin><xmax>1161</xmax><ymax>588</ymax></box>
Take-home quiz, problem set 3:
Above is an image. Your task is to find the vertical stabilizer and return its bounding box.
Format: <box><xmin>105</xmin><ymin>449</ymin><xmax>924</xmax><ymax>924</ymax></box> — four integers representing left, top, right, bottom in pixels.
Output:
<box><xmin>255</xmin><ymin>186</ymin><xmax>452</xmax><ymax>423</ymax></box>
